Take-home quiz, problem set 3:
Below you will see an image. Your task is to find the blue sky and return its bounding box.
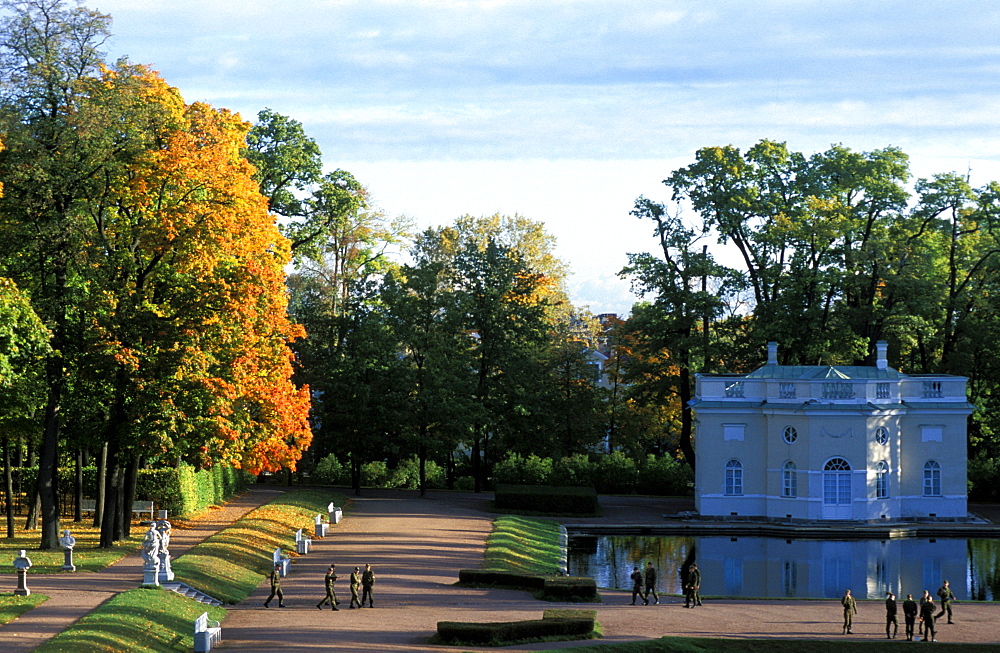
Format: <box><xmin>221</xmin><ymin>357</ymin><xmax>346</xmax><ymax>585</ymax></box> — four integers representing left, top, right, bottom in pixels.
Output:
<box><xmin>94</xmin><ymin>0</ymin><xmax>1000</xmax><ymax>316</ymax></box>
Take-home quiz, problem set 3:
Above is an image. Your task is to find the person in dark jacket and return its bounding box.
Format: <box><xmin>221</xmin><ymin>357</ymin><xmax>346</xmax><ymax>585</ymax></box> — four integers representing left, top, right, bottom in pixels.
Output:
<box><xmin>361</xmin><ymin>563</ymin><xmax>375</xmax><ymax>607</ymax></box>
<box><xmin>902</xmin><ymin>593</ymin><xmax>918</xmax><ymax>640</ymax></box>
<box><xmin>264</xmin><ymin>562</ymin><xmax>285</xmax><ymax>608</ymax></box>
<box><xmin>644</xmin><ymin>561</ymin><xmax>659</xmax><ymax>605</ymax></box>
<box><xmin>885</xmin><ymin>591</ymin><xmax>898</xmax><ymax>639</ymax></box>
<box><xmin>919</xmin><ymin>594</ymin><xmax>937</xmax><ymax>642</ymax></box>
<box><xmin>316</xmin><ymin>564</ymin><xmax>339</xmax><ymax>610</ymax></box>
<box><xmin>630</xmin><ymin>566</ymin><xmax>647</xmax><ymax>605</ymax></box>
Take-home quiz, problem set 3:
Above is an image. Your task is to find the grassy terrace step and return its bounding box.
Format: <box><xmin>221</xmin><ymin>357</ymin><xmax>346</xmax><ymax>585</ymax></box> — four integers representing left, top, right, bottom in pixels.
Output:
<box><xmin>35</xmin><ymin>588</ymin><xmax>225</xmax><ymax>653</ymax></box>
<box><xmin>171</xmin><ymin>488</ymin><xmax>347</xmax><ymax>604</ymax></box>
<box><xmin>0</xmin><ymin>594</ymin><xmax>47</xmax><ymax>626</ymax></box>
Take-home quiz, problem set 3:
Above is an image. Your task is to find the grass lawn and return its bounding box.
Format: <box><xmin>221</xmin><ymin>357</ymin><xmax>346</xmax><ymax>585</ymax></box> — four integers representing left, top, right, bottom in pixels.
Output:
<box><xmin>564</xmin><ymin>636</ymin><xmax>1000</xmax><ymax>652</ymax></box>
<box><xmin>34</xmin><ymin>587</ymin><xmax>225</xmax><ymax>653</ymax></box>
<box><xmin>0</xmin><ymin>593</ymin><xmax>47</xmax><ymax>626</ymax></box>
<box><xmin>171</xmin><ymin>488</ymin><xmax>347</xmax><ymax>604</ymax></box>
<box><xmin>0</xmin><ymin>522</ymin><xmax>143</xmax><ymax>573</ymax></box>
<box><xmin>483</xmin><ymin>515</ymin><xmax>564</xmax><ymax>575</ymax></box>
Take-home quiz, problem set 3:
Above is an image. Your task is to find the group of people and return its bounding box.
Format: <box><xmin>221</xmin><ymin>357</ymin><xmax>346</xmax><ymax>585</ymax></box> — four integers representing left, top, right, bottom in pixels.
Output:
<box><xmin>629</xmin><ymin>562</ymin><xmax>701</xmax><ymax>608</ymax></box>
<box><xmin>844</xmin><ymin>579</ymin><xmax>956</xmax><ymax>641</ymax></box>
<box><xmin>263</xmin><ymin>561</ymin><xmax>376</xmax><ymax>610</ymax></box>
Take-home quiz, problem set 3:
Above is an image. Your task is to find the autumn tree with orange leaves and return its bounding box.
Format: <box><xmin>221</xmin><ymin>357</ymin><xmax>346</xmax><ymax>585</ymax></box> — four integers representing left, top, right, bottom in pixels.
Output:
<box><xmin>0</xmin><ymin>1</ymin><xmax>310</xmax><ymax>546</ymax></box>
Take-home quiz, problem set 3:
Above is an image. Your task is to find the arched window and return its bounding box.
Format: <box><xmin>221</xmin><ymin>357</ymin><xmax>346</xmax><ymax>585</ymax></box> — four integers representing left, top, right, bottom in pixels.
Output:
<box><xmin>783</xmin><ymin>426</ymin><xmax>798</xmax><ymax>444</ymax></box>
<box><xmin>782</xmin><ymin>461</ymin><xmax>797</xmax><ymax>498</ymax></box>
<box><xmin>874</xmin><ymin>427</ymin><xmax>888</xmax><ymax>445</ymax></box>
<box><xmin>823</xmin><ymin>457</ymin><xmax>852</xmax><ymax>507</ymax></box>
<box><xmin>725</xmin><ymin>459</ymin><xmax>743</xmax><ymax>496</ymax></box>
<box><xmin>923</xmin><ymin>460</ymin><xmax>942</xmax><ymax>497</ymax></box>
<box><xmin>875</xmin><ymin>461</ymin><xmax>889</xmax><ymax>499</ymax></box>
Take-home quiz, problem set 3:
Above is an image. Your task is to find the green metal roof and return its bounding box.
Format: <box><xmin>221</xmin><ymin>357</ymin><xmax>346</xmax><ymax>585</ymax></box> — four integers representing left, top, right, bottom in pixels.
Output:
<box><xmin>743</xmin><ymin>365</ymin><xmax>906</xmax><ymax>380</ymax></box>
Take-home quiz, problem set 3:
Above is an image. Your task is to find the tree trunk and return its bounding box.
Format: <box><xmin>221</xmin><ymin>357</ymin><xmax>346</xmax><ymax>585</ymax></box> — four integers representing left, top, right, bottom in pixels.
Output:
<box><xmin>471</xmin><ymin>432</ymin><xmax>482</xmax><ymax>493</ymax></box>
<box><xmin>100</xmin><ymin>435</ymin><xmax>123</xmax><ymax>548</ymax></box>
<box><xmin>418</xmin><ymin>441</ymin><xmax>427</xmax><ymax>498</ymax></box>
<box><xmin>94</xmin><ymin>440</ymin><xmax>107</xmax><ymax>528</ymax></box>
<box><xmin>74</xmin><ymin>448</ymin><xmax>83</xmax><ymax>522</ymax></box>
<box><xmin>679</xmin><ymin>366</ymin><xmax>696</xmax><ymax>471</ymax></box>
<box><xmin>122</xmin><ymin>455</ymin><xmax>140</xmax><ymax>537</ymax></box>
<box><xmin>352</xmin><ymin>456</ymin><xmax>361</xmax><ymax>496</ymax></box>
<box><xmin>3</xmin><ymin>437</ymin><xmax>14</xmax><ymax>538</ymax></box>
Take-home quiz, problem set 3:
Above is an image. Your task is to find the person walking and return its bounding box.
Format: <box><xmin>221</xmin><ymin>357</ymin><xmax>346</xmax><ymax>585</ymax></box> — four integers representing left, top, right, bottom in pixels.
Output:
<box><xmin>264</xmin><ymin>562</ymin><xmax>285</xmax><ymax>608</ymax></box>
<box><xmin>349</xmin><ymin>566</ymin><xmax>362</xmax><ymax>608</ymax></box>
<box><xmin>630</xmin><ymin>566</ymin><xmax>647</xmax><ymax>605</ymax></box>
<box><xmin>361</xmin><ymin>563</ymin><xmax>376</xmax><ymax>607</ymax></box>
<box><xmin>902</xmin><ymin>593</ymin><xmax>918</xmax><ymax>640</ymax></box>
<box><xmin>919</xmin><ymin>594</ymin><xmax>937</xmax><ymax>641</ymax></box>
<box><xmin>936</xmin><ymin>579</ymin><xmax>955</xmax><ymax>624</ymax></box>
<box><xmin>316</xmin><ymin>564</ymin><xmax>340</xmax><ymax>610</ymax></box>
<box><xmin>841</xmin><ymin>588</ymin><xmax>857</xmax><ymax>634</ymax></box>
<box><xmin>644</xmin><ymin>561</ymin><xmax>659</xmax><ymax>605</ymax></box>
<box><xmin>685</xmin><ymin>563</ymin><xmax>702</xmax><ymax>607</ymax></box>
<box><xmin>885</xmin><ymin>590</ymin><xmax>898</xmax><ymax>639</ymax></box>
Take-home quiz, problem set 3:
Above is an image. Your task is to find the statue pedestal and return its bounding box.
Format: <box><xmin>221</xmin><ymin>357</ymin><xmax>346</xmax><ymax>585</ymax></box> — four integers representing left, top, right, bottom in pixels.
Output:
<box><xmin>158</xmin><ymin>553</ymin><xmax>174</xmax><ymax>582</ymax></box>
<box><xmin>15</xmin><ymin>569</ymin><xmax>30</xmax><ymax>596</ymax></box>
<box><xmin>61</xmin><ymin>549</ymin><xmax>76</xmax><ymax>572</ymax></box>
<box><xmin>142</xmin><ymin>563</ymin><xmax>160</xmax><ymax>587</ymax></box>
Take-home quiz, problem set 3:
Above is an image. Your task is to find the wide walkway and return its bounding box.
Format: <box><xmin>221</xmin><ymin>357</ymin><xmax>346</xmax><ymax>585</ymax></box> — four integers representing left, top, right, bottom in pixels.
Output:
<box><xmin>0</xmin><ymin>486</ymin><xmax>285</xmax><ymax>651</ymax></box>
<box><xmin>218</xmin><ymin>491</ymin><xmax>1000</xmax><ymax>651</ymax></box>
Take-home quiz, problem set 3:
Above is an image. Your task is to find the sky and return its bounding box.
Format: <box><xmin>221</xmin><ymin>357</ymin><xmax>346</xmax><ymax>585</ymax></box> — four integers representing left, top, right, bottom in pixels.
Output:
<box><xmin>91</xmin><ymin>0</ymin><xmax>1000</xmax><ymax>317</ymax></box>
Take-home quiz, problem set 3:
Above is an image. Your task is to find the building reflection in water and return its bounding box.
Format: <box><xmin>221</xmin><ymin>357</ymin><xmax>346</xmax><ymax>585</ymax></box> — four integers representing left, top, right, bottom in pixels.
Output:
<box><xmin>567</xmin><ymin>535</ymin><xmax>1000</xmax><ymax>600</ymax></box>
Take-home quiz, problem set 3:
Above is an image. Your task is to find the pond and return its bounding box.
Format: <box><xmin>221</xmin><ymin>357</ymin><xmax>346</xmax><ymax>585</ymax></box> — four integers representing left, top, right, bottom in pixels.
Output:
<box><xmin>567</xmin><ymin>534</ymin><xmax>1000</xmax><ymax>600</ymax></box>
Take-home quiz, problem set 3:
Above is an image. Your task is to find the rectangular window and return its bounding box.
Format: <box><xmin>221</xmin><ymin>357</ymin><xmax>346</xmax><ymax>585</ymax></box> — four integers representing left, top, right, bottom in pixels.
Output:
<box><xmin>921</xmin><ymin>426</ymin><xmax>943</xmax><ymax>443</ymax></box>
<box><xmin>723</xmin><ymin>424</ymin><xmax>745</xmax><ymax>442</ymax></box>
<box><xmin>725</xmin><ymin>468</ymin><xmax>743</xmax><ymax>495</ymax></box>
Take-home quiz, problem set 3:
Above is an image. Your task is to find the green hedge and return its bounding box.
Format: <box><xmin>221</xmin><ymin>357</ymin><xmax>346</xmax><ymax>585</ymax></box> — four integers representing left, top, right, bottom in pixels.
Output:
<box><xmin>458</xmin><ymin>569</ymin><xmax>547</xmax><ymax>590</ymax></box>
<box><xmin>494</xmin><ymin>484</ymin><xmax>598</xmax><ymax>515</ymax></box>
<box><xmin>4</xmin><ymin>464</ymin><xmax>251</xmax><ymax>518</ymax></box>
<box><xmin>493</xmin><ymin>452</ymin><xmax>693</xmax><ymax>495</ymax></box>
<box><xmin>437</xmin><ymin>610</ymin><xmax>596</xmax><ymax>645</ymax></box>
<box><xmin>542</xmin><ymin>576</ymin><xmax>599</xmax><ymax>601</ymax></box>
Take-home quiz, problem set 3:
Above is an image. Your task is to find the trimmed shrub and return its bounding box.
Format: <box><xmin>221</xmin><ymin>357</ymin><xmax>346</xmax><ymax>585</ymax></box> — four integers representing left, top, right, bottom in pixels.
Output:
<box><xmin>389</xmin><ymin>456</ymin><xmax>447</xmax><ymax>490</ymax></box>
<box><xmin>437</xmin><ymin>611</ymin><xmax>595</xmax><ymax>645</ymax></box>
<box><xmin>638</xmin><ymin>454</ymin><xmax>693</xmax><ymax>496</ymax></box>
<box><xmin>494</xmin><ymin>484</ymin><xmax>598</xmax><ymax>515</ymax></box>
<box><xmin>494</xmin><ymin>453</ymin><xmax>553</xmax><ymax>485</ymax></box>
<box><xmin>542</xmin><ymin>576</ymin><xmax>598</xmax><ymax>601</ymax></box>
<box><xmin>550</xmin><ymin>454</ymin><xmax>594</xmax><ymax>488</ymax></box>
<box><xmin>361</xmin><ymin>460</ymin><xmax>390</xmax><ymax>487</ymax></box>
<box><xmin>458</xmin><ymin>569</ymin><xmax>546</xmax><ymax>590</ymax></box>
<box><xmin>312</xmin><ymin>454</ymin><xmax>350</xmax><ymax>485</ymax></box>
<box><xmin>594</xmin><ymin>451</ymin><xmax>638</xmax><ymax>494</ymax></box>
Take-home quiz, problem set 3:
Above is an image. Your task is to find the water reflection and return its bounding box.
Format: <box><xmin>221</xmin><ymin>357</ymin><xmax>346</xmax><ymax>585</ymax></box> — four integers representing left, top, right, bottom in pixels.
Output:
<box><xmin>567</xmin><ymin>535</ymin><xmax>1000</xmax><ymax>600</ymax></box>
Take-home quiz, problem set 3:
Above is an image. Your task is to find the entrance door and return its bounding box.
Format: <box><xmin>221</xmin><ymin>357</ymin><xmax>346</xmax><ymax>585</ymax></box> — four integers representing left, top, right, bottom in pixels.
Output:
<box><xmin>823</xmin><ymin>457</ymin><xmax>852</xmax><ymax>519</ymax></box>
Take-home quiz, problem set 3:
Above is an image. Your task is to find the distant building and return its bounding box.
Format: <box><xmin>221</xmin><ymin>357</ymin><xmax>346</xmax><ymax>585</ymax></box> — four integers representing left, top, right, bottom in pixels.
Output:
<box><xmin>691</xmin><ymin>342</ymin><xmax>973</xmax><ymax>521</ymax></box>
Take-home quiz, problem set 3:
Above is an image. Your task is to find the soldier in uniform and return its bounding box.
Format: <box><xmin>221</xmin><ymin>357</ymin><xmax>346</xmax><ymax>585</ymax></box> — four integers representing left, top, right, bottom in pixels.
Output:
<box><xmin>644</xmin><ymin>561</ymin><xmax>659</xmax><ymax>605</ymax></box>
<box><xmin>361</xmin><ymin>563</ymin><xmax>375</xmax><ymax>607</ymax></box>
<box><xmin>936</xmin><ymin>579</ymin><xmax>955</xmax><ymax>624</ymax></box>
<box><xmin>316</xmin><ymin>563</ymin><xmax>339</xmax><ymax>610</ymax></box>
<box><xmin>841</xmin><ymin>588</ymin><xmax>857</xmax><ymax>634</ymax></box>
<box><xmin>918</xmin><ymin>589</ymin><xmax>931</xmax><ymax>636</ymax></box>
<box><xmin>919</xmin><ymin>594</ymin><xmax>937</xmax><ymax>641</ymax></box>
<box><xmin>884</xmin><ymin>590</ymin><xmax>898</xmax><ymax>639</ymax></box>
<box><xmin>685</xmin><ymin>563</ymin><xmax>702</xmax><ymax>607</ymax></box>
<box><xmin>902</xmin><ymin>593</ymin><xmax>918</xmax><ymax>640</ymax></box>
<box><xmin>349</xmin><ymin>566</ymin><xmax>362</xmax><ymax>608</ymax></box>
<box><xmin>264</xmin><ymin>562</ymin><xmax>285</xmax><ymax>608</ymax></box>
<box><xmin>630</xmin><ymin>566</ymin><xmax>646</xmax><ymax>605</ymax></box>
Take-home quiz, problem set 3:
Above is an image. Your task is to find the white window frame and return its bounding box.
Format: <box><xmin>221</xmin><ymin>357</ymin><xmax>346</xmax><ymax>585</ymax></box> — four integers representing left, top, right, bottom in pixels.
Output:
<box><xmin>782</xmin><ymin>460</ymin><xmax>797</xmax><ymax>498</ymax></box>
<box><xmin>875</xmin><ymin>461</ymin><xmax>889</xmax><ymax>499</ymax></box>
<box><xmin>725</xmin><ymin>459</ymin><xmax>743</xmax><ymax>496</ymax></box>
<box><xmin>923</xmin><ymin>460</ymin><xmax>941</xmax><ymax>497</ymax></box>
